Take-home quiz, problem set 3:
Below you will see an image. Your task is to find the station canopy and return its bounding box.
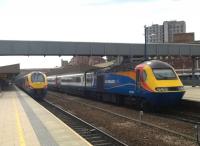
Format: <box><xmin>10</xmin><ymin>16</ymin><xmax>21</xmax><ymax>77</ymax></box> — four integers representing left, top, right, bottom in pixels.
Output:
<box><xmin>0</xmin><ymin>64</ymin><xmax>20</xmax><ymax>80</ymax></box>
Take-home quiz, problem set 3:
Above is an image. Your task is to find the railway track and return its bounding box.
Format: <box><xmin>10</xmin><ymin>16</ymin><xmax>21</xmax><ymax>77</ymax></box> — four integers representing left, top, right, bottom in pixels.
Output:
<box><xmin>152</xmin><ymin>99</ymin><xmax>200</xmax><ymax>125</ymax></box>
<box><xmin>47</xmin><ymin>91</ymin><xmax>200</xmax><ymax>125</ymax></box>
<box><xmin>46</xmin><ymin>91</ymin><xmax>197</xmax><ymax>142</ymax></box>
<box><xmin>154</xmin><ymin>110</ymin><xmax>200</xmax><ymax>125</ymax></box>
<box><xmin>40</xmin><ymin>99</ymin><xmax>127</xmax><ymax>146</ymax></box>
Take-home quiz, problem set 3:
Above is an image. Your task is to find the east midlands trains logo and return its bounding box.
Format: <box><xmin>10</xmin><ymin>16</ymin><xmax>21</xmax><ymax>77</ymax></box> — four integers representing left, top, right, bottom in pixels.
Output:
<box><xmin>105</xmin><ymin>80</ymin><xmax>116</xmax><ymax>84</ymax></box>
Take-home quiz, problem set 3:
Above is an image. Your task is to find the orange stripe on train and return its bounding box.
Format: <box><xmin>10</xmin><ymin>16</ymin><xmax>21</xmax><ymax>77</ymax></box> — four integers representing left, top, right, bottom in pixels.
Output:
<box><xmin>114</xmin><ymin>71</ymin><xmax>136</xmax><ymax>80</ymax></box>
<box><xmin>114</xmin><ymin>70</ymin><xmax>154</xmax><ymax>92</ymax></box>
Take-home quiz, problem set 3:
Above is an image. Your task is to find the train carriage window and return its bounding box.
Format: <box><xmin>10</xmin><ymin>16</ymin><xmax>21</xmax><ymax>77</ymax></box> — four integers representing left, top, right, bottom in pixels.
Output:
<box><xmin>61</xmin><ymin>76</ymin><xmax>81</xmax><ymax>83</ymax></box>
<box><xmin>62</xmin><ymin>77</ymin><xmax>73</xmax><ymax>82</ymax></box>
<box><xmin>47</xmin><ymin>78</ymin><xmax>55</xmax><ymax>82</ymax></box>
<box><xmin>75</xmin><ymin>76</ymin><xmax>81</xmax><ymax>82</ymax></box>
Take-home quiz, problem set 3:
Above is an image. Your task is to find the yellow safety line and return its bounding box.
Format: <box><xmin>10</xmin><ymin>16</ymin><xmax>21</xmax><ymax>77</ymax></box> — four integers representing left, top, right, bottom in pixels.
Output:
<box><xmin>15</xmin><ymin>88</ymin><xmax>92</xmax><ymax>146</ymax></box>
<box><xmin>13</xmin><ymin>96</ymin><xmax>26</xmax><ymax>146</ymax></box>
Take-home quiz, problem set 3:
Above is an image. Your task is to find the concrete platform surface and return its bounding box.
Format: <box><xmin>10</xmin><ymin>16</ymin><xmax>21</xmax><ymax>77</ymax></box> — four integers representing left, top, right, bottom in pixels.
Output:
<box><xmin>183</xmin><ymin>86</ymin><xmax>200</xmax><ymax>102</ymax></box>
<box><xmin>0</xmin><ymin>87</ymin><xmax>92</xmax><ymax>146</ymax></box>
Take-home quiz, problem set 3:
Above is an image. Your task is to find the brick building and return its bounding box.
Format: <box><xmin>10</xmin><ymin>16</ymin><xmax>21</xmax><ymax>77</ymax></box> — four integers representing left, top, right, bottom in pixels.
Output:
<box><xmin>173</xmin><ymin>33</ymin><xmax>194</xmax><ymax>43</ymax></box>
<box><xmin>145</xmin><ymin>20</ymin><xmax>198</xmax><ymax>70</ymax></box>
<box><xmin>69</xmin><ymin>56</ymin><xmax>105</xmax><ymax>66</ymax></box>
<box><xmin>157</xmin><ymin>56</ymin><xmax>193</xmax><ymax>70</ymax></box>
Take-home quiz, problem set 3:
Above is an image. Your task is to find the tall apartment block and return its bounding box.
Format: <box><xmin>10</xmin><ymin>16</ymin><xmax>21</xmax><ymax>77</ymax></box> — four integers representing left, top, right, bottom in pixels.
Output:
<box><xmin>163</xmin><ymin>21</ymin><xmax>186</xmax><ymax>43</ymax></box>
<box><xmin>145</xmin><ymin>20</ymin><xmax>186</xmax><ymax>43</ymax></box>
<box><xmin>146</xmin><ymin>24</ymin><xmax>164</xmax><ymax>43</ymax></box>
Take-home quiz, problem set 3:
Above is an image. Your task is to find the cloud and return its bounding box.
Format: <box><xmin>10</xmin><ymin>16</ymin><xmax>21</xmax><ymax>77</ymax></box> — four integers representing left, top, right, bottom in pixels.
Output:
<box><xmin>0</xmin><ymin>0</ymin><xmax>200</xmax><ymax>68</ymax></box>
<box><xmin>171</xmin><ymin>0</ymin><xmax>183</xmax><ymax>1</ymax></box>
<box><xmin>83</xmin><ymin>0</ymin><xmax>157</xmax><ymax>6</ymax></box>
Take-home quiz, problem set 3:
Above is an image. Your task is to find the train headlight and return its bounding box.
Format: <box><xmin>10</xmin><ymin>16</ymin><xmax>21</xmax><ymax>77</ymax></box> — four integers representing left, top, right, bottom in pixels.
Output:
<box><xmin>155</xmin><ymin>87</ymin><xmax>168</xmax><ymax>92</ymax></box>
<box><xmin>178</xmin><ymin>86</ymin><xmax>184</xmax><ymax>91</ymax></box>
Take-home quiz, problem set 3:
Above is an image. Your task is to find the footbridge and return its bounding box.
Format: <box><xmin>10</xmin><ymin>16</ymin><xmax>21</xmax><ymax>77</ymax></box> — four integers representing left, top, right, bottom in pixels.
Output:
<box><xmin>0</xmin><ymin>40</ymin><xmax>200</xmax><ymax>56</ymax></box>
<box><xmin>1</xmin><ymin>40</ymin><xmax>200</xmax><ymax>86</ymax></box>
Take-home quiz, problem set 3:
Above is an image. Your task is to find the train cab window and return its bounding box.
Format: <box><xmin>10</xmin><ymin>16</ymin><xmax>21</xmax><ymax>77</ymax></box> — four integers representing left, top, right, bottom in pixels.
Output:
<box><xmin>153</xmin><ymin>69</ymin><xmax>177</xmax><ymax>80</ymax></box>
<box><xmin>141</xmin><ymin>70</ymin><xmax>147</xmax><ymax>81</ymax></box>
<box><xmin>31</xmin><ymin>73</ymin><xmax>45</xmax><ymax>82</ymax></box>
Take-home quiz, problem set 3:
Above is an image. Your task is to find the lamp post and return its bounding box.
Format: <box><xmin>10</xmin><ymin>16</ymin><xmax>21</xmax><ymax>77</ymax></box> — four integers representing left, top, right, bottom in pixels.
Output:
<box><xmin>144</xmin><ymin>25</ymin><xmax>147</xmax><ymax>61</ymax></box>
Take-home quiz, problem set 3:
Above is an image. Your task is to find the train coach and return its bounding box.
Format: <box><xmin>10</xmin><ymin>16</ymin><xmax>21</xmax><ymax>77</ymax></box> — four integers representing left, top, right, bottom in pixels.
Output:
<box><xmin>47</xmin><ymin>60</ymin><xmax>185</xmax><ymax>109</ymax></box>
<box><xmin>15</xmin><ymin>71</ymin><xmax>48</xmax><ymax>100</ymax></box>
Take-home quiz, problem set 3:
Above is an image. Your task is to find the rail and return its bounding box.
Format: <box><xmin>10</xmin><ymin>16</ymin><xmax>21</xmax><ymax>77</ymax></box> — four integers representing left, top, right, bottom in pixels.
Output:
<box><xmin>41</xmin><ymin>99</ymin><xmax>128</xmax><ymax>146</ymax></box>
<box><xmin>47</xmin><ymin>92</ymin><xmax>197</xmax><ymax>141</ymax></box>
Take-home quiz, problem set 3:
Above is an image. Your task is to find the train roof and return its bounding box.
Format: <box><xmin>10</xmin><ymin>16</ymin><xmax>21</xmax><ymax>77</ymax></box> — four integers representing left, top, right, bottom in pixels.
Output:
<box><xmin>142</xmin><ymin>60</ymin><xmax>173</xmax><ymax>69</ymax></box>
<box><xmin>16</xmin><ymin>71</ymin><xmax>46</xmax><ymax>80</ymax></box>
<box><xmin>46</xmin><ymin>65</ymin><xmax>99</xmax><ymax>76</ymax></box>
<box><xmin>96</xmin><ymin>61</ymin><xmax>142</xmax><ymax>73</ymax></box>
<box><xmin>46</xmin><ymin>60</ymin><xmax>173</xmax><ymax>76</ymax></box>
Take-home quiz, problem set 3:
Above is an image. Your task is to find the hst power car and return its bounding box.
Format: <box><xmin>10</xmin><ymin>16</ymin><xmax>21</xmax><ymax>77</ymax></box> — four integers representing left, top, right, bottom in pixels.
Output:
<box><xmin>47</xmin><ymin>60</ymin><xmax>185</xmax><ymax>109</ymax></box>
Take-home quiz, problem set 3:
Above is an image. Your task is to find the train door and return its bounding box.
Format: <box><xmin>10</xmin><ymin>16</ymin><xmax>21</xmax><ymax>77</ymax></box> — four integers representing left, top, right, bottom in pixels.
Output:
<box><xmin>135</xmin><ymin>68</ymin><xmax>141</xmax><ymax>92</ymax></box>
<box><xmin>56</xmin><ymin>76</ymin><xmax>61</xmax><ymax>89</ymax></box>
<box><xmin>97</xmin><ymin>75</ymin><xmax>104</xmax><ymax>92</ymax></box>
<box><xmin>84</xmin><ymin>73</ymin><xmax>86</xmax><ymax>88</ymax></box>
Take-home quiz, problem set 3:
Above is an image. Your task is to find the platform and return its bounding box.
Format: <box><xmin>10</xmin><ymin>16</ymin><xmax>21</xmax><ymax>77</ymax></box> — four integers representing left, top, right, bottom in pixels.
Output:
<box><xmin>183</xmin><ymin>86</ymin><xmax>200</xmax><ymax>102</ymax></box>
<box><xmin>0</xmin><ymin>87</ymin><xmax>92</xmax><ymax>146</ymax></box>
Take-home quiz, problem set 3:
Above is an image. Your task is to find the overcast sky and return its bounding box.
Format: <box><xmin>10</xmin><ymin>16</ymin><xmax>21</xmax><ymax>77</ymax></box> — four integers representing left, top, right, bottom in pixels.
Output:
<box><xmin>0</xmin><ymin>0</ymin><xmax>199</xmax><ymax>68</ymax></box>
